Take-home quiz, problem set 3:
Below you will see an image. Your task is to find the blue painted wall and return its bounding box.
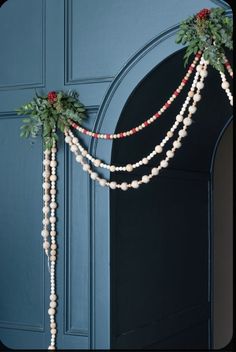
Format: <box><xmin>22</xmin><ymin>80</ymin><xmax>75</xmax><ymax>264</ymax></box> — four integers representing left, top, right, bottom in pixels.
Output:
<box><xmin>0</xmin><ymin>0</ymin><xmax>231</xmax><ymax>349</ymax></box>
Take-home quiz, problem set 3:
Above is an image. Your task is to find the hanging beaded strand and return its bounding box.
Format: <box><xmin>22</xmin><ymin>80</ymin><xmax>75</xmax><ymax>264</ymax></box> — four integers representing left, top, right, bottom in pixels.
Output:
<box><xmin>42</xmin><ymin>150</ymin><xmax>51</xmax><ymax>255</ymax></box>
<box><xmin>219</xmin><ymin>71</ymin><xmax>233</xmax><ymax>106</ymax></box>
<box><xmin>66</xmin><ymin>62</ymin><xmax>201</xmax><ymax>173</ymax></box>
<box><xmin>65</xmin><ymin>57</ymin><xmax>209</xmax><ymax>190</ymax></box>
<box><xmin>47</xmin><ymin>142</ymin><xmax>58</xmax><ymax>350</ymax></box>
<box><xmin>69</xmin><ymin>52</ymin><xmax>202</xmax><ymax>140</ymax></box>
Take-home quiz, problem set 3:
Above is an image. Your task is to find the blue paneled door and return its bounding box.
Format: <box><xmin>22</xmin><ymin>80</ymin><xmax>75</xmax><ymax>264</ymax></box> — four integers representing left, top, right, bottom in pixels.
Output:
<box><xmin>0</xmin><ymin>0</ymin><xmax>230</xmax><ymax>350</ymax></box>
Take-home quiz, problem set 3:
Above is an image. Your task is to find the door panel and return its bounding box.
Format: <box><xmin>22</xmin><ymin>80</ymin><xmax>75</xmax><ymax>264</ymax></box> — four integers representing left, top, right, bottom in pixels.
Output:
<box><xmin>0</xmin><ymin>0</ymin><xmax>230</xmax><ymax>349</ymax></box>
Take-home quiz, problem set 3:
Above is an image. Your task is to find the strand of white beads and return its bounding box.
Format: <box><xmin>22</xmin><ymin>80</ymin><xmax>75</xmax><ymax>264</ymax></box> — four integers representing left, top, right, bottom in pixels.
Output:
<box><xmin>65</xmin><ymin>59</ymin><xmax>208</xmax><ymax>190</ymax></box>
<box><xmin>42</xmin><ymin>150</ymin><xmax>51</xmax><ymax>256</ymax></box>
<box><xmin>48</xmin><ymin>142</ymin><xmax>58</xmax><ymax>351</ymax></box>
<box><xmin>65</xmin><ymin>60</ymin><xmax>204</xmax><ymax>173</ymax></box>
<box><xmin>219</xmin><ymin>71</ymin><xmax>233</xmax><ymax>106</ymax></box>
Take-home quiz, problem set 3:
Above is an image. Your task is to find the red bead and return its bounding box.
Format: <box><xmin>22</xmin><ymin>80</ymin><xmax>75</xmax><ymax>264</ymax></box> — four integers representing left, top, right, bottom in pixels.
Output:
<box><xmin>154</xmin><ymin>112</ymin><xmax>160</xmax><ymax>118</ymax></box>
<box><xmin>94</xmin><ymin>133</ymin><xmax>98</xmax><ymax>138</ymax></box>
<box><xmin>120</xmin><ymin>133</ymin><xmax>124</xmax><ymax>138</ymax></box>
<box><xmin>164</xmin><ymin>103</ymin><xmax>170</xmax><ymax>108</ymax></box>
<box><xmin>174</xmin><ymin>90</ymin><xmax>179</xmax><ymax>96</ymax></box>
<box><xmin>182</xmin><ymin>78</ymin><xmax>187</xmax><ymax>84</ymax></box>
<box><xmin>144</xmin><ymin>121</ymin><xmax>148</xmax><ymax>127</ymax></box>
<box><xmin>132</xmin><ymin>128</ymin><xmax>136</xmax><ymax>134</ymax></box>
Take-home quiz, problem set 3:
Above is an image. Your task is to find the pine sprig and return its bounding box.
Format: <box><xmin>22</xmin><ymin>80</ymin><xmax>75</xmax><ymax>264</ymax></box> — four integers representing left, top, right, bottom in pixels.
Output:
<box><xmin>176</xmin><ymin>8</ymin><xmax>233</xmax><ymax>72</ymax></box>
<box><xmin>17</xmin><ymin>90</ymin><xmax>87</xmax><ymax>150</ymax></box>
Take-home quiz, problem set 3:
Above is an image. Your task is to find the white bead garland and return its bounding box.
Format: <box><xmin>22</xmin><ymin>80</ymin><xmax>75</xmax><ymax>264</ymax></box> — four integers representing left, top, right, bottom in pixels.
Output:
<box><xmin>42</xmin><ymin>142</ymin><xmax>58</xmax><ymax>350</ymax></box>
<box><xmin>65</xmin><ymin>62</ymin><xmax>205</xmax><ymax>175</ymax></box>
<box><xmin>64</xmin><ymin>57</ymin><xmax>208</xmax><ymax>191</ymax></box>
<box><xmin>219</xmin><ymin>71</ymin><xmax>233</xmax><ymax>106</ymax></box>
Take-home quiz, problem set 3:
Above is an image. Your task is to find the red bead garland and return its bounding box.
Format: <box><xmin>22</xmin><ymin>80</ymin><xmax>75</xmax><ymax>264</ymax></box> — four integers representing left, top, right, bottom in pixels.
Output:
<box><xmin>69</xmin><ymin>52</ymin><xmax>202</xmax><ymax>140</ymax></box>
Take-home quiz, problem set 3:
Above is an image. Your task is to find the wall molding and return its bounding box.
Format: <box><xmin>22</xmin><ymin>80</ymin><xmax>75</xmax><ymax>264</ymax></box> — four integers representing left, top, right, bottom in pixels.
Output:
<box><xmin>64</xmin><ymin>0</ymin><xmax>114</xmax><ymax>86</ymax></box>
<box><xmin>0</xmin><ymin>0</ymin><xmax>46</xmax><ymax>91</ymax></box>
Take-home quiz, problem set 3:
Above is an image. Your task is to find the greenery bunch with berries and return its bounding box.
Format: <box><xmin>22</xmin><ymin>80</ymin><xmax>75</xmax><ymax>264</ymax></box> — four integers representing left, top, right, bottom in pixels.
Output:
<box><xmin>17</xmin><ymin>90</ymin><xmax>86</xmax><ymax>150</ymax></box>
<box><xmin>176</xmin><ymin>7</ymin><xmax>233</xmax><ymax>72</ymax></box>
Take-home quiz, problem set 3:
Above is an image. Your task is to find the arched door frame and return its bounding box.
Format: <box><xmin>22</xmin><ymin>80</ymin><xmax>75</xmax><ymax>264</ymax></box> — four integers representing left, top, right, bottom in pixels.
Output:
<box><xmin>89</xmin><ymin>1</ymin><xmax>232</xmax><ymax>348</ymax></box>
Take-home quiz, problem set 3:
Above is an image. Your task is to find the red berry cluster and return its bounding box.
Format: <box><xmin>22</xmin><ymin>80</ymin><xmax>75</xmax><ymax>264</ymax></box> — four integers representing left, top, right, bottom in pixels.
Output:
<box><xmin>196</xmin><ymin>8</ymin><xmax>211</xmax><ymax>20</ymax></box>
<box><xmin>48</xmin><ymin>91</ymin><xmax>57</xmax><ymax>103</ymax></box>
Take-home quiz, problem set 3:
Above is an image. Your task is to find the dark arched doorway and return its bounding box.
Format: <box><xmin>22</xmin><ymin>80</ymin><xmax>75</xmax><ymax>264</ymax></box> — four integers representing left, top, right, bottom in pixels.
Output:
<box><xmin>110</xmin><ymin>49</ymin><xmax>233</xmax><ymax>349</ymax></box>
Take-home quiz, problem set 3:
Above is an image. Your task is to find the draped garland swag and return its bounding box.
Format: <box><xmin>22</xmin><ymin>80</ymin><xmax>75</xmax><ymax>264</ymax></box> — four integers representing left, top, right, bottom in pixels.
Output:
<box><xmin>17</xmin><ymin>8</ymin><xmax>233</xmax><ymax>350</ymax></box>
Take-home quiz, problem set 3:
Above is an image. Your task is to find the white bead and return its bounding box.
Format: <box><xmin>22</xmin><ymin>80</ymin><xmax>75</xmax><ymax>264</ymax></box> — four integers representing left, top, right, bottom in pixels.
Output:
<box><xmin>48</xmin><ymin>346</ymin><xmax>55</xmax><ymax>350</ymax></box>
<box><xmin>76</xmin><ymin>155</ymin><xmax>83</xmax><ymax>163</ymax></box>
<box><xmin>43</xmin><ymin>182</ymin><xmax>50</xmax><ymax>190</ymax></box>
<box><xmin>41</xmin><ymin>230</ymin><xmax>49</xmax><ymax>238</ymax></box>
<box><xmin>196</xmin><ymin>64</ymin><xmax>202</xmax><ymax>72</ymax></box>
<box><xmin>43</xmin><ymin>206</ymin><xmax>50</xmax><ymax>214</ymax></box>
<box><xmin>110</xmin><ymin>181</ymin><xmax>117</xmax><ymax>189</ymax></box>
<box><xmin>126</xmin><ymin>164</ymin><xmax>133</xmax><ymax>172</ymax></box>
<box><xmin>179</xmin><ymin>129</ymin><xmax>187</xmax><ymax>137</ymax></box>
<box><xmin>81</xmin><ymin>150</ymin><xmax>87</xmax><ymax>157</ymax></box>
<box><xmin>99</xmin><ymin>179</ymin><xmax>106</xmax><ymax>187</ymax></box>
<box><xmin>48</xmin><ymin>308</ymin><xmax>55</xmax><ymax>315</ymax></box>
<box><xmin>50</xmin><ymin>189</ymin><xmax>56</xmax><ymax>195</ymax></box>
<box><xmin>176</xmin><ymin>114</ymin><xmax>183</xmax><ymax>122</ymax></box>
<box><xmin>70</xmin><ymin>145</ymin><xmax>78</xmax><ymax>152</ymax></box>
<box><xmin>160</xmin><ymin>160</ymin><xmax>168</xmax><ymax>168</ymax></box>
<box><xmin>91</xmin><ymin>172</ymin><xmax>98</xmax><ymax>180</ymax></box>
<box><xmin>142</xmin><ymin>175</ymin><xmax>149</xmax><ymax>184</ymax></box>
<box><xmin>50</xmin><ymin>175</ymin><xmax>57</xmax><ymax>182</ymax></box>
<box><xmin>188</xmin><ymin>105</ymin><xmax>197</xmax><ymax>114</ymax></box>
<box><xmin>155</xmin><ymin>145</ymin><xmax>163</xmax><ymax>153</ymax></box>
<box><xmin>173</xmin><ymin>140</ymin><xmax>181</xmax><ymax>148</ymax></box>
<box><xmin>43</xmin><ymin>171</ymin><xmax>50</xmax><ymax>178</ymax></box>
<box><xmin>121</xmin><ymin>182</ymin><xmax>128</xmax><ymax>191</ymax></box>
<box><xmin>51</xmin><ymin>328</ymin><xmax>57</xmax><ymax>335</ymax></box>
<box><xmin>50</xmin><ymin>160</ymin><xmax>57</xmax><ymax>167</ymax></box>
<box><xmin>197</xmin><ymin>82</ymin><xmax>204</xmax><ymax>90</ymax></box>
<box><xmin>221</xmin><ymin>81</ymin><xmax>229</xmax><ymax>90</ymax></box>
<box><xmin>200</xmin><ymin>70</ymin><xmax>208</xmax><ymax>78</ymax></box>
<box><xmin>94</xmin><ymin>159</ymin><xmax>101</xmax><ymax>167</ymax></box>
<box><xmin>65</xmin><ymin>136</ymin><xmax>71</xmax><ymax>143</ymax></box>
<box><xmin>43</xmin><ymin>218</ymin><xmax>50</xmax><ymax>225</ymax></box>
<box><xmin>50</xmin><ymin>217</ymin><xmax>56</xmax><ymax>224</ymax></box>
<box><xmin>43</xmin><ymin>241</ymin><xmax>50</xmax><ymax>249</ymax></box>
<box><xmin>131</xmin><ymin>180</ymin><xmax>139</xmax><ymax>189</ymax></box>
<box><xmin>188</xmin><ymin>91</ymin><xmax>194</xmax><ymax>97</ymax></box>
<box><xmin>166</xmin><ymin>150</ymin><xmax>174</xmax><ymax>158</ymax></box>
<box><xmin>50</xmin><ymin>202</ymin><xmax>57</xmax><ymax>209</ymax></box>
<box><xmin>110</xmin><ymin>165</ymin><xmax>116</xmax><ymax>172</ymax></box>
<box><xmin>167</xmin><ymin>131</ymin><xmax>173</xmax><ymax>138</ymax></box>
<box><xmin>50</xmin><ymin>294</ymin><xmax>57</xmax><ymax>301</ymax></box>
<box><xmin>183</xmin><ymin>117</ymin><xmax>192</xmax><ymax>126</ymax></box>
<box><xmin>151</xmin><ymin>168</ymin><xmax>159</xmax><ymax>176</ymax></box>
<box><xmin>72</xmin><ymin>137</ymin><xmax>78</xmax><ymax>144</ymax></box>
<box><xmin>193</xmin><ymin>94</ymin><xmax>201</xmax><ymax>102</ymax></box>
<box><xmin>82</xmin><ymin>164</ymin><xmax>90</xmax><ymax>172</ymax></box>
<box><xmin>43</xmin><ymin>160</ymin><xmax>50</xmax><ymax>166</ymax></box>
<box><xmin>142</xmin><ymin>158</ymin><xmax>148</xmax><ymax>165</ymax></box>
<box><xmin>43</xmin><ymin>194</ymin><xmax>50</xmax><ymax>202</ymax></box>
<box><xmin>50</xmin><ymin>301</ymin><xmax>57</xmax><ymax>308</ymax></box>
